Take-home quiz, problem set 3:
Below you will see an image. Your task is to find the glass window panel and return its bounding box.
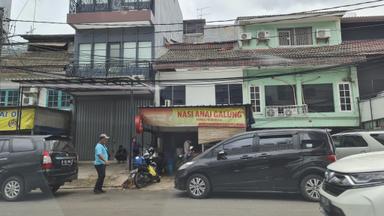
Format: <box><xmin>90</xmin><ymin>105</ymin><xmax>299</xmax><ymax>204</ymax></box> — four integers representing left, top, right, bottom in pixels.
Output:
<box><xmin>124</xmin><ymin>42</ymin><xmax>137</xmax><ymax>64</ymax></box>
<box><xmin>215</xmin><ymin>85</ymin><xmax>229</xmax><ymax>105</ymax></box>
<box><xmin>295</xmin><ymin>27</ymin><xmax>313</xmax><ymax>45</ymax></box>
<box><xmin>173</xmin><ymin>86</ymin><xmax>186</xmax><ymax>106</ymax></box>
<box><xmin>265</xmin><ymin>85</ymin><xmax>296</xmax><ymax>106</ymax></box>
<box><xmin>160</xmin><ymin>86</ymin><xmax>173</xmax><ymax>106</ymax></box>
<box><xmin>79</xmin><ymin>44</ymin><xmax>92</xmax><ymax>65</ymax></box>
<box><xmin>223</xmin><ymin>138</ymin><xmax>254</xmax><ymax>155</ymax></box>
<box><xmin>229</xmin><ymin>84</ymin><xmax>243</xmax><ymax>104</ymax></box>
<box><xmin>303</xmin><ymin>84</ymin><xmax>334</xmax><ymax>112</ymax></box>
<box><xmin>108</xmin><ymin>43</ymin><xmax>121</xmax><ymax>67</ymax></box>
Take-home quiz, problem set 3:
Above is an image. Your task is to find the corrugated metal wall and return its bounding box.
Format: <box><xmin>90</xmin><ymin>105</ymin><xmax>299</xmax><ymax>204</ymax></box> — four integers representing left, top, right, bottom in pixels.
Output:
<box><xmin>73</xmin><ymin>95</ymin><xmax>153</xmax><ymax>160</ymax></box>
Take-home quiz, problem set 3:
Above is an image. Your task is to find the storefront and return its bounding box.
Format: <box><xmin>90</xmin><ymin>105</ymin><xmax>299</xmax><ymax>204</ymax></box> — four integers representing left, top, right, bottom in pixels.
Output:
<box><xmin>137</xmin><ymin>105</ymin><xmax>254</xmax><ymax>174</ymax></box>
<box><xmin>0</xmin><ymin>106</ymin><xmax>71</xmax><ymax>135</ymax></box>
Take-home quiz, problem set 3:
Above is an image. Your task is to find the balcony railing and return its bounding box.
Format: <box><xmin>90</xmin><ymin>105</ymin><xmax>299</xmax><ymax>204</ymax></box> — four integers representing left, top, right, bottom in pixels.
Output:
<box><xmin>69</xmin><ymin>0</ymin><xmax>154</xmax><ymax>14</ymax></box>
<box><xmin>66</xmin><ymin>62</ymin><xmax>152</xmax><ymax>78</ymax></box>
<box><xmin>265</xmin><ymin>105</ymin><xmax>308</xmax><ymax>118</ymax></box>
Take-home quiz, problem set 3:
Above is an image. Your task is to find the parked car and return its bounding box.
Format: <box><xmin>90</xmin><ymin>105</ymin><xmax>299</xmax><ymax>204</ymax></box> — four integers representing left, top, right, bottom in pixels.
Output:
<box><xmin>0</xmin><ymin>135</ymin><xmax>78</xmax><ymax>201</ymax></box>
<box><xmin>320</xmin><ymin>151</ymin><xmax>384</xmax><ymax>216</ymax></box>
<box><xmin>175</xmin><ymin>129</ymin><xmax>336</xmax><ymax>201</ymax></box>
<box><xmin>332</xmin><ymin>130</ymin><xmax>384</xmax><ymax>159</ymax></box>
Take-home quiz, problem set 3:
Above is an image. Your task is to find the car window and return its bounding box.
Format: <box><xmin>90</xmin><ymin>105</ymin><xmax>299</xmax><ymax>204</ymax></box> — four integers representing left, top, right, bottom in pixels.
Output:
<box><xmin>340</xmin><ymin>135</ymin><xmax>368</xmax><ymax>148</ymax></box>
<box><xmin>332</xmin><ymin>135</ymin><xmax>342</xmax><ymax>148</ymax></box>
<box><xmin>0</xmin><ymin>140</ymin><xmax>10</xmax><ymax>153</ymax></box>
<box><xmin>300</xmin><ymin>132</ymin><xmax>327</xmax><ymax>149</ymax></box>
<box><xmin>258</xmin><ymin>135</ymin><xmax>294</xmax><ymax>152</ymax></box>
<box><xmin>45</xmin><ymin>139</ymin><xmax>75</xmax><ymax>152</ymax></box>
<box><xmin>223</xmin><ymin>137</ymin><xmax>254</xmax><ymax>155</ymax></box>
<box><xmin>371</xmin><ymin>134</ymin><xmax>384</xmax><ymax>145</ymax></box>
<box><xmin>12</xmin><ymin>138</ymin><xmax>35</xmax><ymax>152</ymax></box>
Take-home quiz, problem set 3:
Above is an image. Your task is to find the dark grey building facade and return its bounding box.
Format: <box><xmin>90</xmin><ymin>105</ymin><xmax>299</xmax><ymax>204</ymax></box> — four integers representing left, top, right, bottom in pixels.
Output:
<box><xmin>67</xmin><ymin>0</ymin><xmax>183</xmax><ymax>160</ymax></box>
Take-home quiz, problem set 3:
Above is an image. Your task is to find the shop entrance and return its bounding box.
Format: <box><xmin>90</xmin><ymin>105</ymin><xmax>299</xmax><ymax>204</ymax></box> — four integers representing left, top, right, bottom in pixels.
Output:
<box><xmin>159</xmin><ymin>130</ymin><xmax>198</xmax><ymax>176</ymax></box>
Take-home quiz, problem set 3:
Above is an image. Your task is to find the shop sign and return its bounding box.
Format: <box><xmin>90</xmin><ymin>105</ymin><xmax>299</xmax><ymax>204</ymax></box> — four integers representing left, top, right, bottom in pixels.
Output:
<box><xmin>140</xmin><ymin>107</ymin><xmax>247</xmax><ymax>128</ymax></box>
<box><xmin>0</xmin><ymin>108</ymin><xmax>35</xmax><ymax>131</ymax></box>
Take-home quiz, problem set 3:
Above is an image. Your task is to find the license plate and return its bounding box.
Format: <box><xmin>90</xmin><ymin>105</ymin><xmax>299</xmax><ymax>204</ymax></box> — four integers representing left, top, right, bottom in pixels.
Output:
<box><xmin>61</xmin><ymin>159</ymin><xmax>73</xmax><ymax>166</ymax></box>
<box><xmin>320</xmin><ymin>195</ymin><xmax>331</xmax><ymax>213</ymax></box>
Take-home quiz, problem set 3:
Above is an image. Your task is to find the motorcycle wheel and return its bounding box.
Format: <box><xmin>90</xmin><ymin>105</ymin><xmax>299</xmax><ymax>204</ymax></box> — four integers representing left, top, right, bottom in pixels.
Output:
<box><xmin>156</xmin><ymin>176</ymin><xmax>161</xmax><ymax>183</ymax></box>
<box><xmin>134</xmin><ymin>172</ymin><xmax>147</xmax><ymax>189</ymax></box>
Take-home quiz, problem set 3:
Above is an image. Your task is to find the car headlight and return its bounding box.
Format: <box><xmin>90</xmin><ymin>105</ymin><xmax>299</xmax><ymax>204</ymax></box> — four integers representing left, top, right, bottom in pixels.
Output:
<box><xmin>178</xmin><ymin>161</ymin><xmax>195</xmax><ymax>170</ymax></box>
<box><xmin>350</xmin><ymin>172</ymin><xmax>384</xmax><ymax>186</ymax></box>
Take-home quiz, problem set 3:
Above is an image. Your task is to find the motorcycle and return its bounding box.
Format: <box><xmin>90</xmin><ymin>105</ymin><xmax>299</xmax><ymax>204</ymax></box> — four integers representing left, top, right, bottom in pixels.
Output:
<box><xmin>132</xmin><ymin>148</ymin><xmax>161</xmax><ymax>189</ymax></box>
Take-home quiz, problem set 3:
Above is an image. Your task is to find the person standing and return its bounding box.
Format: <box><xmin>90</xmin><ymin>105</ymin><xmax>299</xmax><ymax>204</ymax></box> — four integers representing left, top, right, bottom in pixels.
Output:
<box><xmin>94</xmin><ymin>133</ymin><xmax>110</xmax><ymax>194</ymax></box>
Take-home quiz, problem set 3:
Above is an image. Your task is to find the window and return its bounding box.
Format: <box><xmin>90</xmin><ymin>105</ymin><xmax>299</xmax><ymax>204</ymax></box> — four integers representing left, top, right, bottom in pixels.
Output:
<box><xmin>278</xmin><ymin>27</ymin><xmax>313</xmax><ymax>46</ymax></box>
<box><xmin>215</xmin><ymin>84</ymin><xmax>243</xmax><ymax>105</ymax></box>
<box><xmin>339</xmin><ymin>135</ymin><xmax>368</xmax><ymax>148</ymax></box>
<box><xmin>183</xmin><ymin>20</ymin><xmax>205</xmax><ymax>34</ymax></box>
<box><xmin>48</xmin><ymin>90</ymin><xmax>59</xmax><ymax>108</ymax></box>
<box><xmin>138</xmin><ymin>41</ymin><xmax>152</xmax><ymax>67</ymax></box>
<box><xmin>265</xmin><ymin>85</ymin><xmax>296</xmax><ymax>106</ymax></box>
<box><xmin>79</xmin><ymin>43</ymin><xmax>92</xmax><ymax>65</ymax></box>
<box><xmin>108</xmin><ymin>43</ymin><xmax>121</xmax><ymax>68</ymax></box>
<box><xmin>47</xmin><ymin>90</ymin><xmax>72</xmax><ymax>109</ymax></box>
<box><xmin>339</xmin><ymin>83</ymin><xmax>352</xmax><ymax>111</ymax></box>
<box><xmin>303</xmin><ymin>84</ymin><xmax>335</xmax><ymax>112</ymax></box>
<box><xmin>371</xmin><ymin>134</ymin><xmax>384</xmax><ymax>145</ymax></box>
<box><xmin>94</xmin><ymin>43</ymin><xmax>107</xmax><ymax>66</ymax></box>
<box><xmin>223</xmin><ymin>137</ymin><xmax>254</xmax><ymax>155</ymax></box>
<box><xmin>258</xmin><ymin>135</ymin><xmax>294</xmax><ymax>152</ymax></box>
<box><xmin>124</xmin><ymin>42</ymin><xmax>137</xmax><ymax>65</ymax></box>
<box><xmin>0</xmin><ymin>140</ymin><xmax>10</xmax><ymax>153</ymax></box>
<box><xmin>332</xmin><ymin>136</ymin><xmax>342</xmax><ymax>148</ymax></box>
<box><xmin>250</xmin><ymin>86</ymin><xmax>261</xmax><ymax>113</ymax></box>
<box><xmin>12</xmin><ymin>139</ymin><xmax>35</xmax><ymax>152</ymax></box>
<box><xmin>160</xmin><ymin>86</ymin><xmax>186</xmax><ymax>106</ymax></box>
<box><xmin>0</xmin><ymin>90</ymin><xmax>19</xmax><ymax>107</ymax></box>
<box><xmin>300</xmin><ymin>132</ymin><xmax>328</xmax><ymax>149</ymax></box>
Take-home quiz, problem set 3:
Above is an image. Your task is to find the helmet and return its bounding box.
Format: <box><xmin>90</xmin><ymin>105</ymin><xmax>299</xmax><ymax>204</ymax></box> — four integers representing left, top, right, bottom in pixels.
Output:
<box><xmin>147</xmin><ymin>147</ymin><xmax>155</xmax><ymax>155</ymax></box>
<box><xmin>143</xmin><ymin>152</ymin><xmax>150</xmax><ymax>159</ymax></box>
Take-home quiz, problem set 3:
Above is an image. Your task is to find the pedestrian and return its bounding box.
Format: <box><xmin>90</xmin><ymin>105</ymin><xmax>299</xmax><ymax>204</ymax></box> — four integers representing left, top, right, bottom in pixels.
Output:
<box><xmin>132</xmin><ymin>137</ymin><xmax>140</xmax><ymax>157</ymax></box>
<box><xmin>94</xmin><ymin>133</ymin><xmax>110</xmax><ymax>194</ymax></box>
<box><xmin>115</xmin><ymin>145</ymin><xmax>127</xmax><ymax>164</ymax></box>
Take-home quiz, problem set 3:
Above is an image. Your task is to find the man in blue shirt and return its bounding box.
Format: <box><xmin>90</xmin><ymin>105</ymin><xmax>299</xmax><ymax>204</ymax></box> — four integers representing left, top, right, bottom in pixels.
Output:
<box><xmin>94</xmin><ymin>133</ymin><xmax>110</xmax><ymax>194</ymax></box>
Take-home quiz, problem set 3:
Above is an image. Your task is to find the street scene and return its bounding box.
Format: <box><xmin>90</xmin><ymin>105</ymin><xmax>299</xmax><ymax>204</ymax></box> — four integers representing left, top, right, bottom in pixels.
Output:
<box><xmin>1</xmin><ymin>0</ymin><xmax>384</xmax><ymax>216</ymax></box>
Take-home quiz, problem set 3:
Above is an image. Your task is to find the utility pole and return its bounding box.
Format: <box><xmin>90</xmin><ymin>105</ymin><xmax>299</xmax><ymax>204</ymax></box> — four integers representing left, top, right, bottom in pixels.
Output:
<box><xmin>0</xmin><ymin>8</ymin><xmax>4</xmax><ymax>61</ymax></box>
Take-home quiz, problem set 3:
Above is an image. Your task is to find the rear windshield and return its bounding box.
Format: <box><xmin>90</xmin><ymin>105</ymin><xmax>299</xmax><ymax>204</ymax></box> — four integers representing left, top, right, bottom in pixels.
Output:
<box><xmin>371</xmin><ymin>134</ymin><xmax>384</xmax><ymax>145</ymax></box>
<box><xmin>300</xmin><ymin>131</ymin><xmax>332</xmax><ymax>152</ymax></box>
<box><xmin>44</xmin><ymin>139</ymin><xmax>75</xmax><ymax>153</ymax></box>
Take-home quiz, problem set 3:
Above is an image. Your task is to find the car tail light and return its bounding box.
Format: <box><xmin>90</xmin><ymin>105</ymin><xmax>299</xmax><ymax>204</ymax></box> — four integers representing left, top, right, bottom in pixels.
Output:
<box><xmin>326</xmin><ymin>154</ymin><xmax>337</xmax><ymax>163</ymax></box>
<box><xmin>42</xmin><ymin>150</ymin><xmax>54</xmax><ymax>169</ymax></box>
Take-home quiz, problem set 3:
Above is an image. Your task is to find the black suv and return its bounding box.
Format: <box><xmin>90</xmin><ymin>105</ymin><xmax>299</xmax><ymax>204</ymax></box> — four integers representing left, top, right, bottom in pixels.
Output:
<box><xmin>175</xmin><ymin>129</ymin><xmax>336</xmax><ymax>201</ymax></box>
<box><xmin>0</xmin><ymin>135</ymin><xmax>78</xmax><ymax>201</ymax></box>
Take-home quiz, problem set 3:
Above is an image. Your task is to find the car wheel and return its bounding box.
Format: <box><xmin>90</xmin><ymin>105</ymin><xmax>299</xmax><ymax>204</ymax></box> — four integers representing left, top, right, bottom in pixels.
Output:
<box><xmin>187</xmin><ymin>174</ymin><xmax>210</xmax><ymax>199</ymax></box>
<box><xmin>1</xmin><ymin>176</ymin><xmax>25</xmax><ymax>201</ymax></box>
<box><xmin>300</xmin><ymin>174</ymin><xmax>323</xmax><ymax>202</ymax></box>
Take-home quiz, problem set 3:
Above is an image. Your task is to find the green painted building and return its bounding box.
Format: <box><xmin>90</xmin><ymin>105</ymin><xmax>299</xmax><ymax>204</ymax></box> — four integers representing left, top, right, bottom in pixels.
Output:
<box><xmin>238</xmin><ymin>12</ymin><xmax>360</xmax><ymax>130</ymax></box>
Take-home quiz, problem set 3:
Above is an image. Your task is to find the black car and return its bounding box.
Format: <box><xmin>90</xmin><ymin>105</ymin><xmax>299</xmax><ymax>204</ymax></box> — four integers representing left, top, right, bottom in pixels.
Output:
<box><xmin>0</xmin><ymin>135</ymin><xmax>78</xmax><ymax>201</ymax></box>
<box><xmin>175</xmin><ymin>129</ymin><xmax>336</xmax><ymax>201</ymax></box>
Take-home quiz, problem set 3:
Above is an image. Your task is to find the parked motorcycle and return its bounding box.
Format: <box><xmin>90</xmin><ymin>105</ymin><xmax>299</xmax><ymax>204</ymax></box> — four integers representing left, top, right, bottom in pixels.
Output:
<box><xmin>132</xmin><ymin>148</ymin><xmax>161</xmax><ymax>189</ymax></box>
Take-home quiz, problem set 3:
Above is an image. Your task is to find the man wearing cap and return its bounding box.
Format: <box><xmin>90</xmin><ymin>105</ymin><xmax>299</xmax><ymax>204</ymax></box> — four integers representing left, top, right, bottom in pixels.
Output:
<box><xmin>94</xmin><ymin>133</ymin><xmax>110</xmax><ymax>194</ymax></box>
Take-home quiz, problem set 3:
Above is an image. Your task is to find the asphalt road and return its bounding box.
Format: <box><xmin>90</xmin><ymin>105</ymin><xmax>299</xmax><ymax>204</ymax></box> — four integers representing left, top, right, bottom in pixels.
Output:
<box><xmin>0</xmin><ymin>189</ymin><xmax>323</xmax><ymax>216</ymax></box>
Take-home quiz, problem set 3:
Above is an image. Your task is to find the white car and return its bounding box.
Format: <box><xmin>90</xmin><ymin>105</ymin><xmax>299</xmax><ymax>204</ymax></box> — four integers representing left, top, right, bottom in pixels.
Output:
<box><xmin>319</xmin><ymin>151</ymin><xmax>384</xmax><ymax>216</ymax></box>
<box><xmin>332</xmin><ymin>131</ymin><xmax>384</xmax><ymax>159</ymax></box>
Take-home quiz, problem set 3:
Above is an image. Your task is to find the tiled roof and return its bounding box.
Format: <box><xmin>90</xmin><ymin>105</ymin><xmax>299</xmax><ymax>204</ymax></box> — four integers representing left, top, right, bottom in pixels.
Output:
<box><xmin>342</xmin><ymin>16</ymin><xmax>384</xmax><ymax>23</ymax></box>
<box><xmin>155</xmin><ymin>39</ymin><xmax>384</xmax><ymax>70</ymax></box>
<box><xmin>0</xmin><ymin>51</ymin><xmax>72</xmax><ymax>79</ymax></box>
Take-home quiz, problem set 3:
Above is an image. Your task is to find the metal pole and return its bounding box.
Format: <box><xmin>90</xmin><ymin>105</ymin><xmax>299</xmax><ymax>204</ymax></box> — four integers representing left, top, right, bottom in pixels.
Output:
<box><xmin>0</xmin><ymin>8</ymin><xmax>4</xmax><ymax>61</ymax></box>
<box><xmin>369</xmin><ymin>98</ymin><xmax>374</xmax><ymax>129</ymax></box>
<box><xmin>17</xmin><ymin>86</ymin><xmax>24</xmax><ymax>134</ymax></box>
<box><xmin>129</xmin><ymin>81</ymin><xmax>134</xmax><ymax>170</ymax></box>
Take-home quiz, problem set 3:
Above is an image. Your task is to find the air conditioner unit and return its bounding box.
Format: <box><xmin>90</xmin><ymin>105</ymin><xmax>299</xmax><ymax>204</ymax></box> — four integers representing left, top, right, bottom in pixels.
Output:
<box><xmin>22</xmin><ymin>96</ymin><xmax>36</xmax><ymax>106</ymax></box>
<box><xmin>239</xmin><ymin>33</ymin><xmax>252</xmax><ymax>41</ymax></box>
<box><xmin>266</xmin><ymin>107</ymin><xmax>279</xmax><ymax>117</ymax></box>
<box><xmin>257</xmin><ymin>31</ymin><xmax>270</xmax><ymax>40</ymax></box>
<box><xmin>23</xmin><ymin>87</ymin><xmax>38</xmax><ymax>94</ymax></box>
<box><xmin>283</xmin><ymin>107</ymin><xmax>298</xmax><ymax>117</ymax></box>
<box><xmin>164</xmin><ymin>100</ymin><xmax>172</xmax><ymax>107</ymax></box>
<box><xmin>316</xmin><ymin>29</ymin><xmax>331</xmax><ymax>39</ymax></box>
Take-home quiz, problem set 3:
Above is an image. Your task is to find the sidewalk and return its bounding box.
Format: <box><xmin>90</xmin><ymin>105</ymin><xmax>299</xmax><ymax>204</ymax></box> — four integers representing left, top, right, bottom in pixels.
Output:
<box><xmin>63</xmin><ymin>161</ymin><xmax>174</xmax><ymax>191</ymax></box>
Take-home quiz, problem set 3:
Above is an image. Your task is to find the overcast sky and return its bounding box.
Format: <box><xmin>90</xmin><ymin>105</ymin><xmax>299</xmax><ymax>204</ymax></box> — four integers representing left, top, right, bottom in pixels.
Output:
<box><xmin>7</xmin><ymin>0</ymin><xmax>384</xmax><ymax>36</ymax></box>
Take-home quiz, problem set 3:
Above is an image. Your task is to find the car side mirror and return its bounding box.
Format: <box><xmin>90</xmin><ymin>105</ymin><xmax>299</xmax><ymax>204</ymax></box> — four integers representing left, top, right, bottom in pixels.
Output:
<box><xmin>217</xmin><ymin>150</ymin><xmax>227</xmax><ymax>160</ymax></box>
